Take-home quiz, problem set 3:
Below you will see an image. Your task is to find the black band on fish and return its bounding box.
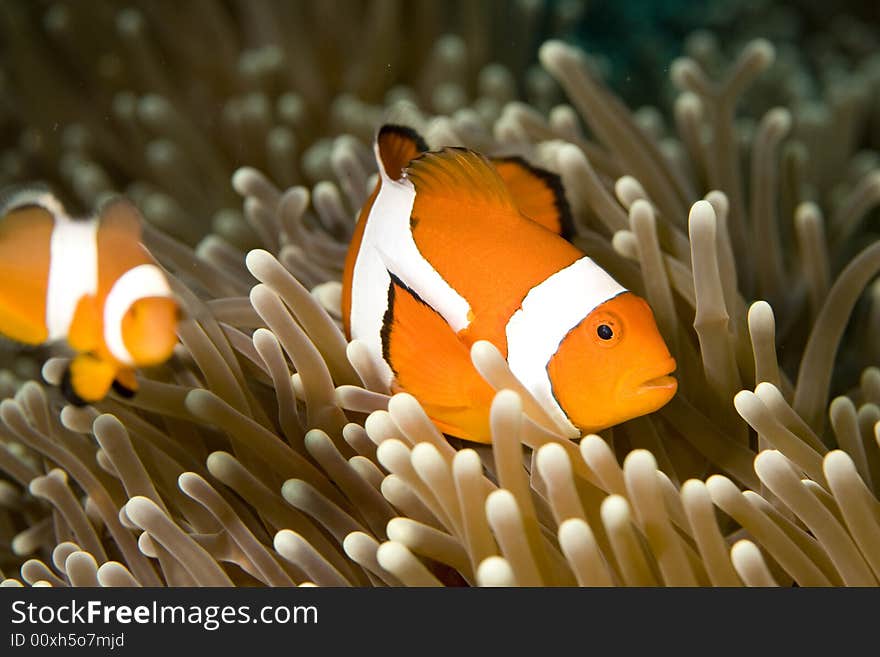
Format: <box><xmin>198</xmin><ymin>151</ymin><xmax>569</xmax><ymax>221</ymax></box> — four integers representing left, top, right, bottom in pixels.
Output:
<box><xmin>491</xmin><ymin>155</ymin><xmax>576</xmax><ymax>240</ymax></box>
<box><xmin>60</xmin><ymin>367</ymin><xmax>88</xmax><ymax>407</ymax></box>
<box><xmin>111</xmin><ymin>378</ymin><xmax>137</xmax><ymax>399</ymax></box>
<box><xmin>380</xmin><ymin>271</ymin><xmax>438</xmax><ymax>377</ymax></box>
<box><xmin>377</xmin><ymin>124</ymin><xmax>429</xmax><ymax>180</ymax></box>
<box><xmin>378</xmin><ymin>124</ymin><xmax>429</xmax><ymax>154</ymax></box>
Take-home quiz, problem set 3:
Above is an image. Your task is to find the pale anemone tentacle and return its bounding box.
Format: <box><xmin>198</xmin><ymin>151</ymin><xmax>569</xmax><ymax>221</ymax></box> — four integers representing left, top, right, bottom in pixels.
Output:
<box><xmin>740</xmin><ymin>490</ymin><xmax>842</xmax><ymax>586</ymax></box>
<box><xmin>730</xmin><ymin>539</ymin><xmax>778</xmax><ymax>587</ymax></box>
<box><xmin>622</xmin><ymin>450</ymin><xmax>698</xmax><ymax>586</ymax></box>
<box><xmin>794</xmin><ymin>241</ymin><xmax>880</xmax><ymax>431</ymax></box>
<box><xmin>342</xmin><ymin>531</ymin><xmax>401</xmax><ymax>587</ymax></box>
<box><xmin>680</xmin><ymin>480</ymin><xmax>741</xmax><ymax>587</ymax></box>
<box><xmin>386</xmin><ymin>517</ymin><xmax>473</xmax><ymax>582</ymax></box>
<box><xmin>20</xmin><ymin>559</ymin><xmax>67</xmax><ymax>588</ymax></box>
<box><xmin>688</xmin><ymin>200</ymin><xmax>745</xmax><ymax>441</ymax></box>
<box><xmin>124</xmin><ymin>496</ymin><xmax>233</xmax><ymax>587</ymax></box>
<box><xmin>600</xmin><ymin>494</ymin><xmax>658</xmax><ymax>587</ymax></box>
<box><xmin>794</xmin><ymin>202</ymin><xmax>831</xmax><ymax>319</ymax></box>
<box><xmin>704</xmin><ymin>474</ymin><xmax>830</xmax><ymax>587</ymax></box>
<box><xmin>274</xmin><ymin>529</ymin><xmax>352</xmax><ymax>587</ymax></box>
<box><xmin>97</xmin><ymin>561</ymin><xmax>142</xmax><ymax>588</ymax></box>
<box><xmin>452</xmin><ymin>449</ymin><xmax>498</xmax><ymax>572</ymax></box>
<box><xmin>28</xmin><ymin>470</ymin><xmax>108</xmax><ymax>562</ymax></box>
<box><xmin>753</xmin><ymin>450</ymin><xmax>877</xmax><ymax>586</ymax></box>
<box><xmin>476</xmin><ymin>555</ymin><xmax>518</xmax><ymax>587</ymax></box>
<box><xmin>178</xmin><ymin>472</ymin><xmax>295</xmax><ymax>587</ymax></box>
<box><xmin>749</xmin><ymin>108</ymin><xmax>791</xmax><ymax>307</ymax></box>
<box><xmin>65</xmin><ymin>551</ymin><xmax>100</xmax><ymax>587</ymax></box>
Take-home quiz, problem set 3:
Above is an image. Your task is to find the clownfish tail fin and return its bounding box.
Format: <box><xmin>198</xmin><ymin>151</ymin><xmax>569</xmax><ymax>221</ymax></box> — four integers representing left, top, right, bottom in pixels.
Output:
<box><xmin>491</xmin><ymin>156</ymin><xmax>575</xmax><ymax>239</ymax></box>
<box><xmin>376</xmin><ymin>124</ymin><xmax>428</xmax><ymax>181</ymax></box>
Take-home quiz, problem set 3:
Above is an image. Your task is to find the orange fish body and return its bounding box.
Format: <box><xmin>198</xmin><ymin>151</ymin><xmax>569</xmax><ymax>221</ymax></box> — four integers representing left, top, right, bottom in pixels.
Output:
<box><xmin>342</xmin><ymin>125</ymin><xmax>676</xmax><ymax>443</ymax></box>
<box><xmin>0</xmin><ymin>191</ymin><xmax>179</xmax><ymax>404</ymax></box>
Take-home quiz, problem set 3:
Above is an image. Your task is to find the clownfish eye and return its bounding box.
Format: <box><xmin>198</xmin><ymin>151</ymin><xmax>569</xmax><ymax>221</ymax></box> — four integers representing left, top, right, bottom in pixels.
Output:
<box><xmin>597</xmin><ymin>324</ymin><xmax>613</xmax><ymax>340</ymax></box>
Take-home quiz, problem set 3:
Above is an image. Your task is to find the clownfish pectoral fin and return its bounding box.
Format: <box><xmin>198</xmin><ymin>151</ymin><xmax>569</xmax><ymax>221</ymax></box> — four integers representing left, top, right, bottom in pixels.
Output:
<box><xmin>376</xmin><ymin>124</ymin><xmax>428</xmax><ymax>181</ymax></box>
<box><xmin>62</xmin><ymin>353</ymin><xmax>117</xmax><ymax>406</ymax></box>
<box><xmin>112</xmin><ymin>368</ymin><xmax>138</xmax><ymax>398</ymax></box>
<box><xmin>491</xmin><ymin>156</ymin><xmax>575</xmax><ymax>239</ymax></box>
<box><xmin>383</xmin><ymin>274</ymin><xmax>496</xmax><ymax>443</ymax></box>
<box><xmin>66</xmin><ymin>295</ymin><xmax>101</xmax><ymax>353</ymax></box>
<box><xmin>0</xmin><ymin>203</ymin><xmax>54</xmax><ymax>345</ymax></box>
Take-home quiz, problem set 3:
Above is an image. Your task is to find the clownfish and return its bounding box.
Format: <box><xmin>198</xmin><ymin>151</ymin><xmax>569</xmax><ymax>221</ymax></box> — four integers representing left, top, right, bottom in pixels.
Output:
<box><xmin>342</xmin><ymin>125</ymin><xmax>677</xmax><ymax>443</ymax></box>
<box><xmin>0</xmin><ymin>191</ymin><xmax>179</xmax><ymax>405</ymax></box>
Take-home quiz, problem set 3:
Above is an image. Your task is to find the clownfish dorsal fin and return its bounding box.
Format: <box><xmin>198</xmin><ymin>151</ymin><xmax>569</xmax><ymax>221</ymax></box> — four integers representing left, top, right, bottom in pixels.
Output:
<box><xmin>376</xmin><ymin>124</ymin><xmax>428</xmax><ymax>181</ymax></box>
<box><xmin>406</xmin><ymin>148</ymin><xmax>518</xmax><ymax>214</ymax></box>
<box><xmin>94</xmin><ymin>197</ymin><xmax>152</xmax><ymax>290</ymax></box>
<box><xmin>491</xmin><ymin>156</ymin><xmax>575</xmax><ymax>239</ymax></box>
<box><xmin>97</xmin><ymin>197</ymin><xmax>143</xmax><ymax>239</ymax></box>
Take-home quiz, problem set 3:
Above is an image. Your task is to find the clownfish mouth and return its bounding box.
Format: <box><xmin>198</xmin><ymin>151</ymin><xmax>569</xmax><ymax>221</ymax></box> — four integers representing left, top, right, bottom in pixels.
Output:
<box><xmin>639</xmin><ymin>374</ymin><xmax>677</xmax><ymax>390</ymax></box>
<box><xmin>632</xmin><ymin>358</ymin><xmax>678</xmax><ymax>395</ymax></box>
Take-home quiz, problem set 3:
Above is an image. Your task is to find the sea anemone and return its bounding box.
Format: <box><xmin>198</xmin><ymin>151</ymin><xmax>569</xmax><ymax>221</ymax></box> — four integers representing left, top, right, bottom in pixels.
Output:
<box><xmin>1</xmin><ymin>1</ymin><xmax>880</xmax><ymax>587</ymax></box>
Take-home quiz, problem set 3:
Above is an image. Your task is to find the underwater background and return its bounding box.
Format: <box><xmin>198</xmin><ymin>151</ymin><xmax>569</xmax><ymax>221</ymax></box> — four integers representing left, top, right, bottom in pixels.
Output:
<box><xmin>0</xmin><ymin>0</ymin><xmax>879</xmax><ymax>587</ymax></box>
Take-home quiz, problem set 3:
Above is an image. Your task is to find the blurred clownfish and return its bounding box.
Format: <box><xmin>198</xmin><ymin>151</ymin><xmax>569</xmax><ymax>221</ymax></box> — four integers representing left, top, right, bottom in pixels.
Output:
<box><xmin>342</xmin><ymin>125</ymin><xmax>677</xmax><ymax>443</ymax></box>
<box><xmin>0</xmin><ymin>191</ymin><xmax>179</xmax><ymax>405</ymax></box>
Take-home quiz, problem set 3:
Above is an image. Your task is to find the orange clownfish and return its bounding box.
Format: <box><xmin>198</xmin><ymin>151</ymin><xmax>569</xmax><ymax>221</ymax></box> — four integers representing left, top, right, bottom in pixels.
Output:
<box><xmin>342</xmin><ymin>125</ymin><xmax>677</xmax><ymax>443</ymax></box>
<box><xmin>0</xmin><ymin>191</ymin><xmax>179</xmax><ymax>405</ymax></box>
